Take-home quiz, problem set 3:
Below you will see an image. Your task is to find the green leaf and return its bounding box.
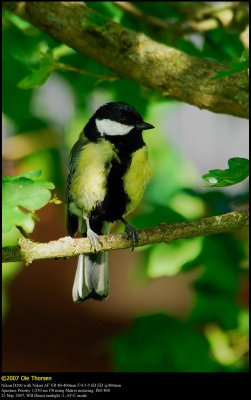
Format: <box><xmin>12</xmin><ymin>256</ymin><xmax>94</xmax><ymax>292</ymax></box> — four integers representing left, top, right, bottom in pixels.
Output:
<box><xmin>17</xmin><ymin>51</ymin><xmax>56</xmax><ymax>89</ymax></box>
<box><xmin>4</xmin><ymin>170</ymin><xmax>42</xmax><ymax>180</ymax></box>
<box><xmin>211</xmin><ymin>60</ymin><xmax>249</xmax><ymax>80</ymax></box>
<box><xmin>202</xmin><ymin>157</ymin><xmax>249</xmax><ymax>187</ymax></box>
<box><xmin>4</xmin><ymin>12</ymin><xmax>32</xmax><ymax>31</ymax></box>
<box><xmin>52</xmin><ymin>44</ymin><xmax>76</xmax><ymax>60</ymax></box>
<box><xmin>211</xmin><ymin>48</ymin><xmax>249</xmax><ymax>80</ymax></box>
<box><xmin>112</xmin><ymin>313</ymin><xmax>221</xmax><ymax>372</ymax></box>
<box><xmin>147</xmin><ymin>238</ymin><xmax>202</xmax><ymax>277</ymax></box>
<box><xmin>203</xmin><ymin>29</ymin><xmax>244</xmax><ymax>63</ymax></box>
<box><xmin>2</xmin><ymin>23</ymin><xmax>38</xmax><ymax>126</ymax></box>
<box><xmin>2</xmin><ymin>171</ymin><xmax>55</xmax><ymax>234</ymax></box>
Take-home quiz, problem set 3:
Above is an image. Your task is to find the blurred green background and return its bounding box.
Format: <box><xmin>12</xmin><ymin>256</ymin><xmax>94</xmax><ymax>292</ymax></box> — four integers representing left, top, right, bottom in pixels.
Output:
<box><xmin>2</xmin><ymin>2</ymin><xmax>249</xmax><ymax>372</ymax></box>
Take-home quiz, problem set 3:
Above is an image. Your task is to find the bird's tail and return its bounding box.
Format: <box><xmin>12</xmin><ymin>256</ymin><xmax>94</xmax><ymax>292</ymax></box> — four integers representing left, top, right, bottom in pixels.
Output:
<box><xmin>72</xmin><ymin>252</ymin><xmax>109</xmax><ymax>302</ymax></box>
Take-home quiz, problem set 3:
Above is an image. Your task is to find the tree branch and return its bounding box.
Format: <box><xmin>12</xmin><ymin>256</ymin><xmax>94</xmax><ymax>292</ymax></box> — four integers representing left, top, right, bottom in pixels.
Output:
<box><xmin>2</xmin><ymin>208</ymin><xmax>249</xmax><ymax>264</ymax></box>
<box><xmin>3</xmin><ymin>1</ymin><xmax>248</xmax><ymax>118</ymax></box>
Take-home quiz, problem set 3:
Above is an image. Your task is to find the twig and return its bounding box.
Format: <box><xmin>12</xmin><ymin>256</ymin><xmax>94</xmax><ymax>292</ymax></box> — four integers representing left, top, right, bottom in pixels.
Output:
<box><xmin>114</xmin><ymin>2</ymin><xmax>170</xmax><ymax>30</ymax></box>
<box><xmin>56</xmin><ymin>62</ymin><xmax>119</xmax><ymax>82</ymax></box>
<box><xmin>2</xmin><ymin>208</ymin><xmax>249</xmax><ymax>264</ymax></box>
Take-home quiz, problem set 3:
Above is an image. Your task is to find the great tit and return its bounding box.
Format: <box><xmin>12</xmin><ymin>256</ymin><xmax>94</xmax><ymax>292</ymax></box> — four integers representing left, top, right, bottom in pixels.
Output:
<box><xmin>66</xmin><ymin>102</ymin><xmax>154</xmax><ymax>302</ymax></box>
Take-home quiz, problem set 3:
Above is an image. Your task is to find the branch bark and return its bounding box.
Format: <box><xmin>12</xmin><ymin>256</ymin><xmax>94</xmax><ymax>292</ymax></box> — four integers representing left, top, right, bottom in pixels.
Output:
<box><xmin>3</xmin><ymin>1</ymin><xmax>249</xmax><ymax>118</ymax></box>
<box><xmin>2</xmin><ymin>208</ymin><xmax>249</xmax><ymax>264</ymax></box>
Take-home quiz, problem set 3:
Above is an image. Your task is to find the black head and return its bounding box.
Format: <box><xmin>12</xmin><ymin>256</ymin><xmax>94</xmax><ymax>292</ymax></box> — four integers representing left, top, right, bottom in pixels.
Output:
<box><xmin>84</xmin><ymin>102</ymin><xmax>154</xmax><ymax>142</ymax></box>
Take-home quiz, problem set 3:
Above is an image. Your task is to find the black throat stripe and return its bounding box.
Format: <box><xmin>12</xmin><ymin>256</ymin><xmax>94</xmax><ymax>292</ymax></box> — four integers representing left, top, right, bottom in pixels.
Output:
<box><xmin>91</xmin><ymin>151</ymin><xmax>132</xmax><ymax>223</ymax></box>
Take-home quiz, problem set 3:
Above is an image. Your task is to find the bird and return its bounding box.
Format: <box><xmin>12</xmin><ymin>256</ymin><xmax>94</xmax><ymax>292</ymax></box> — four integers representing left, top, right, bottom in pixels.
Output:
<box><xmin>65</xmin><ymin>101</ymin><xmax>154</xmax><ymax>302</ymax></box>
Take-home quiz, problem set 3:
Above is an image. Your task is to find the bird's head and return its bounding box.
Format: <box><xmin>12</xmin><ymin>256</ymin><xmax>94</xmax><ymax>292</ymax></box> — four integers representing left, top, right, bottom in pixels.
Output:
<box><xmin>84</xmin><ymin>102</ymin><xmax>154</xmax><ymax>141</ymax></box>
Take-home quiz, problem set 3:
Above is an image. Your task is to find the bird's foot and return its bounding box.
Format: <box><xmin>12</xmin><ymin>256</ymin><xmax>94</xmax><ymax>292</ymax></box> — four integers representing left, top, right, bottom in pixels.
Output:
<box><xmin>86</xmin><ymin>227</ymin><xmax>102</xmax><ymax>252</ymax></box>
<box><xmin>84</xmin><ymin>217</ymin><xmax>102</xmax><ymax>252</ymax></box>
<box><xmin>123</xmin><ymin>221</ymin><xmax>138</xmax><ymax>251</ymax></box>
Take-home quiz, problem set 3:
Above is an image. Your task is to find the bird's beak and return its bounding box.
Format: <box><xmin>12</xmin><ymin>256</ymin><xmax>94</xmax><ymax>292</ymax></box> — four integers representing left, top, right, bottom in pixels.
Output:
<box><xmin>136</xmin><ymin>121</ymin><xmax>155</xmax><ymax>131</ymax></box>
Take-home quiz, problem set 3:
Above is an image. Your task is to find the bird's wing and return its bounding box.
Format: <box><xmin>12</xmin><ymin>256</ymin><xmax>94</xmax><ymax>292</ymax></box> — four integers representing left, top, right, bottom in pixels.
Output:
<box><xmin>65</xmin><ymin>136</ymin><xmax>88</xmax><ymax>236</ymax></box>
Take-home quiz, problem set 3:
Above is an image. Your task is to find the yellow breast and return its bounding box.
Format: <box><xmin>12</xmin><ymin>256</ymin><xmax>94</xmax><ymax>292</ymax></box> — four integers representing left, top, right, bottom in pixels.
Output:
<box><xmin>123</xmin><ymin>146</ymin><xmax>151</xmax><ymax>216</ymax></box>
<box><xmin>70</xmin><ymin>140</ymin><xmax>115</xmax><ymax>213</ymax></box>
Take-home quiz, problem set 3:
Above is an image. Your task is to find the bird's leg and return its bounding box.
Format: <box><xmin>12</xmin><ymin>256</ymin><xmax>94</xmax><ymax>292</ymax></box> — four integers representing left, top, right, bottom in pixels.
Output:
<box><xmin>121</xmin><ymin>217</ymin><xmax>138</xmax><ymax>251</ymax></box>
<box><xmin>84</xmin><ymin>216</ymin><xmax>102</xmax><ymax>252</ymax></box>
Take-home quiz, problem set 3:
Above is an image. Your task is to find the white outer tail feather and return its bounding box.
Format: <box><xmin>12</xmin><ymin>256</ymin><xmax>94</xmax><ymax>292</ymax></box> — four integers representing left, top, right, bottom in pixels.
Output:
<box><xmin>72</xmin><ymin>252</ymin><xmax>109</xmax><ymax>302</ymax></box>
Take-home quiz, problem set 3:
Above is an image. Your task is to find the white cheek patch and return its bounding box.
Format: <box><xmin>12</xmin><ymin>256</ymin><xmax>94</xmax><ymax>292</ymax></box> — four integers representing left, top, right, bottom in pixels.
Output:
<box><xmin>96</xmin><ymin>118</ymin><xmax>134</xmax><ymax>136</ymax></box>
